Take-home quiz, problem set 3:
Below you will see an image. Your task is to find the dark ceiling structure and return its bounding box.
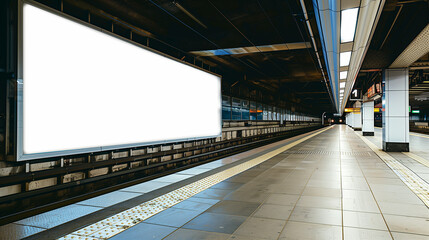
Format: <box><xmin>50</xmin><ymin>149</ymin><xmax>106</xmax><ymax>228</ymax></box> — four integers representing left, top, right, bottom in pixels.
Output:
<box><xmin>35</xmin><ymin>0</ymin><xmax>333</xmax><ymax>115</ymax></box>
<box><xmin>34</xmin><ymin>0</ymin><xmax>428</xmax><ymax>113</ymax></box>
<box><xmin>356</xmin><ymin>0</ymin><xmax>429</xmax><ymax>108</ymax></box>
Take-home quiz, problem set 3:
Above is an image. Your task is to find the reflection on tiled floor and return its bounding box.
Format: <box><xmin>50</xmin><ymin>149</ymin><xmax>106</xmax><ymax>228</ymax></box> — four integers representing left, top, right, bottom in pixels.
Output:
<box><xmin>8</xmin><ymin>125</ymin><xmax>429</xmax><ymax>240</ymax></box>
<box><xmin>105</xmin><ymin>125</ymin><xmax>429</xmax><ymax>239</ymax></box>
<box><xmin>58</xmin><ymin>127</ymin><xmax>331</xmax><ymax>239</ymax></box>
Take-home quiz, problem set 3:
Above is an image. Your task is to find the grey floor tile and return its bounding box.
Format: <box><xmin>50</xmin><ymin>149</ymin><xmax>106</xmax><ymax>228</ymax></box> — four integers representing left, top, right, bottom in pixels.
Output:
<box><xmin>194</xmin><ymin>188</ymin><xmax>233</xmax><ymax>200</ymax></box>
<box><xmin>289</xmin><ymin>207</ymin><xmax>342</xmax><ymax>226</ymax></box>
<box><xmin>210</xmin><ymin>182</ymin><xmax>244</xmax><ymax>190</ymax></box>
<box><xmin>343</xmin><ymin>227</ymin><xmax>391</xmax><ymax>240</ymax></box>
<box><xmin>109</xmin><ymin>222</ymin><xmax>176</xmax><ymax>240</ymax></box>
<box><xmin>224</xmin><ymin>175</ymin><xmax>255</xmax><ymax>183</ymax></box>
<box><xmin>384</xmin><ymin>214</ymin><xmax>429</xmax><ymax>235</ymax></box>
<box><xmin>265</xmin><ymin>194</ymin><xmax>300</xmax><ymax>206</ymax></box>
<box><xmin>120</xmin><ymin>181</ymin><xmax>171</xmax><ymax>193</ymax></box>
<box><xmin>144</xmin><ymin>208</ymin><xmax>201</xmax><ymax>228</ymax></box>
<box><xmin>206</xmin><ymin>200</ymin><xmax>260</xmax><ymax>217</ymax></box>
<box><xmin>228</xmin><ymin>235</ymin><xmax>266</xmax><ymax>240</ymax></box>
<box><xmin>16</xmin><ymin>204</ymin><xmax>101</xmax><ymax>229</ymax></box>
<box><xmin>372</xmin><ymin>190</ymin><xmax>423</xmax><ymax>205</ymax></box>
<box><xmin>224</xmin><ymin>190</ymin><xmax>269</xmax><ymax>203</ymax></box>
<box><xmin>164</xmin><ymin>228</ymin><xmax>230</xmax><ymax>240</ymax></box>
<box><xmin>377</xmin><ymin>201</ymin><xmax>429</xmax><ymax>218</ymax></box>
<box><xmin>76</xmin><ymin>191</ymin><xmax>141</xmax><ymax>207</ymax></box>
<box><xmin>232</xmin><ymin>217</ymin><xmax>285</xmax><ymax>239</ymax></box>
<box><xmin>172</xmin><ymin>199</ymin><xmax>216</xmax><ymax>212</ymax></box>
<box><xmin>0</xmin><ymin>223</ymin><xmax>45</xmax><ymax>240</ymax></box>
<box><xmin>278</xmin><ymin>221</ymin><xmax>342</xmax><ymax>240</ymax></box>
<box><xmin>186</xmin><ymin>197</ymin><xmax>220</xmax><ymax>205</ymax></box>
<box><xmin>178</xmin><ymin>168</ymin><xmax>211</xmax><ymax>175</ymax></box>
<box><xmin>343</xmin><ymin>211</ymin><xmax>388</xmax><ymax>231</ymax></box>
<box><xmin>343</xmin><ymin>197</ymin><xmax>380</xmax><ymax>213</ymax></box>
<box><xmin>252</xmin><ymin>204</ymin><xmax>293</xmax><ymax>220</ymax></box>
<box><xmin>183</xmin><ymin>212</ymin><xmax>246</xmax><ymax>234</ymax></box>
<box><xmin>155</xmin><ymin>174</ymin><xmax>192</xmax><ymax>183</ymax></box>
<box><xmin>391</xmin><ymin>232</ymin><xmax>429</xmax><ymax>240</ymax></box>
<box><xmin>301</xmin><ymin>187</ymin><xmax>342</xmax><ymax>198</ymax></box>
<box><xmin>296</xmin><ymin>196</ymin><xmax>341</xmax><ymax>210</ymax></box>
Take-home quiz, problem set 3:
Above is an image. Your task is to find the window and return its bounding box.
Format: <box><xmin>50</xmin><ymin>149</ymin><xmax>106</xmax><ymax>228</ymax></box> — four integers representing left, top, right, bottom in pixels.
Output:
<box><xmin>250</xmin><ymin>101</ymin><xmax>257</xmax><ymax>120</ymax></box>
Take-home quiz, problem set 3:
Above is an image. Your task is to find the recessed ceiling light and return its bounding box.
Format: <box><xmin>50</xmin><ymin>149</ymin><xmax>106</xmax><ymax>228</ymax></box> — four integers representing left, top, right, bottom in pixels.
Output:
<box><xmin>341</xmin><ymin>8</ymin><xmax>359</xmax><ymax>43</ymax></box>
<box><xmin>340</xmin><ymin>71</ymin><xmax>348</xmax><ymax>79</ymax></box>
<box><xmin>340</xmin><ymin>82</ymin><xmax>346</xmax><ymax>88</ymax></box>
<box><xmin>340</xmin><ymin>51</ymin><xmax>352</xmax><ymax>67</ymax></box>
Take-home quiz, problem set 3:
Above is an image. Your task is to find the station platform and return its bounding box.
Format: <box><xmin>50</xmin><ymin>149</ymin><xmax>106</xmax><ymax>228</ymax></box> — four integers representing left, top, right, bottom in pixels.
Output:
<box><xmin>2</xmin><ymin>125</ymin><xmax>429</xmax><ymax>240</ymax></box>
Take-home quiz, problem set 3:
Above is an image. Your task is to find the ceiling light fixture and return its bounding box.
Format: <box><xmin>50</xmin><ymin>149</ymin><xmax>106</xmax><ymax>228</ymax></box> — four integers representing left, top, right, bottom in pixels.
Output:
<box><xmin>340</xmin><ymin>51</ymin><xmax>352</xmax><ymax>67</ymax></box>
<box><xmin>341</xmin><ymin>8</ymin><xmax>359</xmax><ymax>43</ymax></box>
<box><xmin>340</xmin><ymin>71</ymin><xmax>348</xmax><ymax>79</ymax></box>
<box><xmin>340</xmin><ymin>82</ymin><xmax>346</xmax><ymax>88</ymax></box>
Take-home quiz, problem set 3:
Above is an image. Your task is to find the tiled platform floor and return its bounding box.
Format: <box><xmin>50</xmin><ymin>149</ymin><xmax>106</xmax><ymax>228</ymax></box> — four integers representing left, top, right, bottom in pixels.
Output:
<box><xmin>108</xmin><ymin>125</ymin><xmax>429</xmax><ymax>239</ymax></box>
<box><xmin>3</xmin><ymin>125</ymin><xmax>429</xmax><ymax>239</ymax></box>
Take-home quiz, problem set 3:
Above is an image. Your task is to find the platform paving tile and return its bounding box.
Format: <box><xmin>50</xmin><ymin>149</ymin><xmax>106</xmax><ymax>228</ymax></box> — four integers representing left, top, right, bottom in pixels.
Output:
<box><xmin>109</xmin><ymin>222</ymin><xmax>176</xmax><ymax>240</ymax></box>
<box><xmin>76</xmin><ymin>191</ymin><xmax>141</xmax><ymax>208</ymax></box>
<box><xmin>205</xmin><ymin>200</ymin><xmax>260</xmax><ymax>217</ymax></box>
<box><xmin>182</xmin><ymin>212</ymin><xmax>247</xmax><ymax>234</ymax></box>
<box><xmin>144</xmin><ymin>208</ymin><xmax>202</xmax><ymax>228</ymax></box>
<box><xmin>264</xmin><ymin>193</ymin><xmax>300</xmax><ymax>206</ymax></box>
<box><xmin>163</xmin><ymin>228</ymin><xmax>230</xmax><ymax>240</ymax></box>
<box><xmin>252</xmin><ymin>204</ymin><xmax>293</xmax><ymax>220</ymax></box>
<box><xmin>16</xmin><ymin>204</ymin><xmax>102</xmax><ymax>229</ymax></box>
<box><xmin>35</xmin><ymin>126</ymin><xmax>429</xmax><ymax>240</ymax></box>
<box><xmin>278</xmin><ymin>221</ymin><xmax>342</xmax><ymax>240</ymax></box>
<box><xmin>383</xmin><ymin>214</ymin><xmax>429</xmax><ymax>236</ymax></box>
<box><xmin>296</xmin><ymin>195</ymin><xmax>341</xmax><ymax>210</ymax></box>
<box><xmin>391</xmin><ymin>232</ymin><xmax>429</xmax><ymax>240</ymax></box>
<box><xmin>171</xmin><ymin>199</ymin><xmax>216</xmax><ymax>212</ymax></box>
<box><xmin>289</xmin><ymin>206</ymin><xmax>342</xmax><ymax>226</ymax></box>
<box><xmin>232</xmin><ymin>217</ymin><xmax>285</xmax><ymax>239</ymax></box>
<box><xmin>190</xmin><ymin>188</ymin><xmax>232</xmax><ymax>200</ymax></box>
<box><xmin>343</xmin><ymin>227</ymin><xmax>391</xmax><ymax>240</ymax></box>
<box><xmin>343</xmin><ymin>211</ymin><xmax>388</xmax><ymax>231</ymax></box>
<box><xmin>120</xmin><ymin>181</ymin><xmax>171</xmax><ymax>193</ymax></box>
<box><xmin>0</xmin><ymin>223</ymin><xmax>45</xmax><ymax>240</ymax></box>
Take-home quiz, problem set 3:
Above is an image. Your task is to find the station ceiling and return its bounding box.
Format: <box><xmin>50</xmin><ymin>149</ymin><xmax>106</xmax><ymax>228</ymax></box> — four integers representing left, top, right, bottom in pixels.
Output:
<box><xmin>36</xmin><ymin>0</ymin><xmax>428</xmax><ymax>113</ymax></box>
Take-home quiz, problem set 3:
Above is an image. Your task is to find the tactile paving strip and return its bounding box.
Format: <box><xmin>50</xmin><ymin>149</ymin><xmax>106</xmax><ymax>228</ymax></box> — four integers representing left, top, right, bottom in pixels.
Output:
<box><xmin>356</xmin><ymin>132</ymin><xmax>429</xmax><ymax>207</ymax></box>
<box><xmin>58</xmin><ymin>127</ymin><xmax>332</xmax><ymax>240</ymax></box>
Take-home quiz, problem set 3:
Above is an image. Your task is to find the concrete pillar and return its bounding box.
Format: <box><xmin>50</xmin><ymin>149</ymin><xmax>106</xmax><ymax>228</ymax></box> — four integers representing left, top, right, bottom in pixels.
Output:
<box><xmin>352</xmin><ymin>102</ymin><xmax>362</xmax><ymax>131</ymax></box>
<box><xmin>382</xmin><ymin>68</ymin><xmax>409</xmax><ymax>152</ymax></box>
<box><xmin>362</xmin><ymin>101</ymin><xmax>374</xmax><ymax>136</ymax></box>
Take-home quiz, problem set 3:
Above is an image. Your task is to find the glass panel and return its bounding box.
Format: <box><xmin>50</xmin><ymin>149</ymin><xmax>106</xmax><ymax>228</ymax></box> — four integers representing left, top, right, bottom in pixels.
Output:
<box><xmin>257</xmin><ymin>103</ymin><xmax>263</xmax><ymax>120</ymax></box>
<box><xmin>222</xmin><ymin>106</ymin><xmax>231</xmax><ymax>120</ymax></box>
<box><xmin>222</xmin><ymin>95</ymin><xmax>230</xmax><ymax>106</ymax></box>
<box><xmin>250</xmin><ymin>101</ymin><xmax>257</xmax><ymax>120</ymax></box>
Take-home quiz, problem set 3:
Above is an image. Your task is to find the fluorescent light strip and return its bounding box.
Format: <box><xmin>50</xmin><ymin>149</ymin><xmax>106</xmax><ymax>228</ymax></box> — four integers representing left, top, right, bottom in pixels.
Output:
<box><xmin>341</xmin><ymin>8</ymin><xmax>359</xmax><ymax>43</ymax></box>
<box><xmin>340</xmin><ymin>82</ymin><xmax>346</xmax><ymax>88</ymax></box>
<box><xmin>340</xmin><ymin>71</ymin><xmax>348</xmax><ymax>79</ymax></box>
<box><xmin>340</xmin><ymin>51</ymin><xmax>352</xmax><ymax>67</ymax></box>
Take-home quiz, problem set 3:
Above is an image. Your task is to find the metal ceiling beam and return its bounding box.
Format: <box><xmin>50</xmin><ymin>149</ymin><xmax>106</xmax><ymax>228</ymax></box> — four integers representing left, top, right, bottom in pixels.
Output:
<box><xmin>189</xmin><ymin>42</ymin><xmax>311</xmax><ymax>56</ymax></box>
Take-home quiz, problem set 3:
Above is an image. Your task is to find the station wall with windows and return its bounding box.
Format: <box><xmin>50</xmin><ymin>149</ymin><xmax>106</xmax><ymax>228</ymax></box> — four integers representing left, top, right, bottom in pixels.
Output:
<box><xmin>222</xmin><ymin>95</ymin><xmax>320</xmax><ymax>122</ymax></box>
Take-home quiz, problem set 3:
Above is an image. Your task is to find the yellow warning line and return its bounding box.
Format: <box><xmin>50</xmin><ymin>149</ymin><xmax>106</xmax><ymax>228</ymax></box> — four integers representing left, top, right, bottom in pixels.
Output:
<box><xmin>375</xmin><ymin>126</ymin><xmax>429</xmax><ymax>139</ymax></box>
<box><xmin>355</xmin><ymin>132</ymin><xmax>429</xmax><ymax>208</ymax></box>
<box><xmin>58</xmin><ymin>127</ymin><xmax>333</xmax><ymax>240</ymax></box>
<box><xmin>410</xmin><ymin>133</ymin><xmax>429</xmax><ymax>139</ymax></box>
<box><xmin>403</xmin><ymin>152</ymin><xmax>429</xmax><ymax>168</ymax></box>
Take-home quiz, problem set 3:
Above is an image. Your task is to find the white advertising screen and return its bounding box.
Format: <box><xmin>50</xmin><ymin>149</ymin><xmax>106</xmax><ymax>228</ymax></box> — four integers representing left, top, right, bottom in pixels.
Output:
<box><xmin>19</xmin><ymin>3</ymin><xmax>221</xmax><ymax>160</ymax></box>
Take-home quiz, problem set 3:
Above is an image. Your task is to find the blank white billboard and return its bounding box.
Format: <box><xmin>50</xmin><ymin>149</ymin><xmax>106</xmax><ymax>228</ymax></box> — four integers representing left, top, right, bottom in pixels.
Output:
<box><xmin>18</xmin><ymin>3</ymin><xmax>221</xmax><ymax>161</ymax></box>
